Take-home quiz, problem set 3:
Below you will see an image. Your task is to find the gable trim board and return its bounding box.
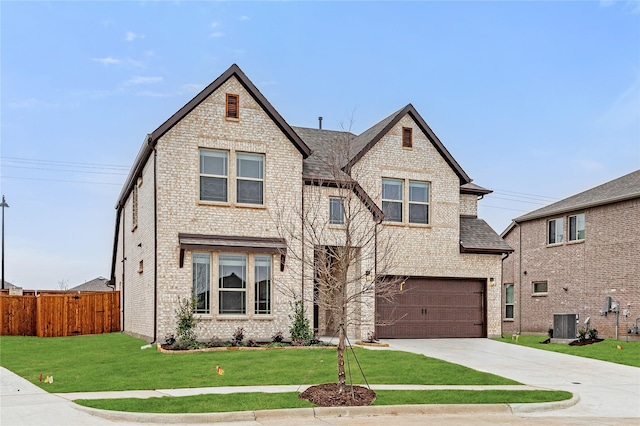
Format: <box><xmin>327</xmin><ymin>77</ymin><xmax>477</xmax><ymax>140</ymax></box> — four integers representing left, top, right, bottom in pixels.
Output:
<box><xmin>112</xmin><ymin>63</ymin><xmax>510</xmax><ymax>342</ymax></box>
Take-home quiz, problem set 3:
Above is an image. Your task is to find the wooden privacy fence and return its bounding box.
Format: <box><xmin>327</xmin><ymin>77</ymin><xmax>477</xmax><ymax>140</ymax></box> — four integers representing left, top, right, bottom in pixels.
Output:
<box><xmin>0</xmin><ymin>291</ymin><xmax>120</xmax><ymax>337</ymax></box>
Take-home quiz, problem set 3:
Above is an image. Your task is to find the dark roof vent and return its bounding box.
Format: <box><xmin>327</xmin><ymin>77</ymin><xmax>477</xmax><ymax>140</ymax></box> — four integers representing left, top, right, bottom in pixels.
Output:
<box><xmin>318</xmin><ymin>116</ymin><xmax>323</xmax><ymax>130</ymax></box>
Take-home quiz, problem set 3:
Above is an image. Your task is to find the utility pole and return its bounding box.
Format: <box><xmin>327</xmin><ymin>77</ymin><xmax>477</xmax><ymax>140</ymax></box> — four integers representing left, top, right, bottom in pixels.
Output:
<box><xmin>1</xmin><ymin>195</ymin><xmax>9</xmax><ymax>290</ymax></box>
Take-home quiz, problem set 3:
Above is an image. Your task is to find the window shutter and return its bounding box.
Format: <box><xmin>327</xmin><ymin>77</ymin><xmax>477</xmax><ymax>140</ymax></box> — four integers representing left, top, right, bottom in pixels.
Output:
<box><xmin>226</xmin><ymin>94</ymin><xmax>239</xmax><ymax>118</ymax></box>
<box><xmin>402</xmin><ymin>127</ymin><xmax>412</xmax><ymax>148</ymax></box>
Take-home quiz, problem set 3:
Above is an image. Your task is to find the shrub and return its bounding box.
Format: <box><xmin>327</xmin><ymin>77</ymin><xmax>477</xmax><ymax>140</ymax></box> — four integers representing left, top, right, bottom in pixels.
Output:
<box><xmin>232</xmin><ymin>327</ymin><xmax>245</xmax><ymax>346</ymax></box>
<box><xmin>577</xmin><ymin>327</ymin><xmax>587</xmax><ymax>342</ymax></box>
<box><xmin>272</xmin><ymin>331</ymin><xmax>284</xmax><ymax>343</ymax></box>
<box><xmin>548</xmin><ymin>328</ymin><xmax>554</xmax><ymax>339</ymax></box>
<box><xmin>289</xmin><ymin>299</ymin><xmax>312</xmax><ymax>346</ymax></box>
<box><xmin>207</xmin><ymin>336</ymin><xmax>225</xmax><ymax>348</ymax></box>
<box><xmin>175</xmin><ymin>297</ymin><xmax>198</xmax><ymax>348</ymax></box>
<box><xmin>588</xmin><ymin>328</ymin><xmax>598</xmax><ymax>340</ymax></box>
<box><xmin>247</xmin><ymin>338</ymin><xmax>258</xmax><ymax>347</ymax></box>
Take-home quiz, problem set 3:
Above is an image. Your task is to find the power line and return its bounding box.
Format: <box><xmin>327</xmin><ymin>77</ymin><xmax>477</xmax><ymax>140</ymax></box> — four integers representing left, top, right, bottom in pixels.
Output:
<box><xmin>480</xmin><ymin>204</ymin><xmax>531</xmax><ymax>213</ymax></box>
<box><xmin>490</xmin><ymin>188</ymin><xmax>560</xmax><ymax>202</ymax></box>
<box><xmin>2</xmin><ymin>175</ymin><xmax>122</xmax><ymax>186</ymax></box>
<box><xmin>1</xmin><ymin>165</ymin><xmax>128</xmax><ymax>176</ymax></box>
<box><xmin>1</xmin><ymin>156</ymin><xmax>130</xmax><ymax>170</ymax></box>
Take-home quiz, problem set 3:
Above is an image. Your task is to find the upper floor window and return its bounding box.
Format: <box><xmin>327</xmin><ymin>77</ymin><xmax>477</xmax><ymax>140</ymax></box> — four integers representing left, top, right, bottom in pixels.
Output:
<box><xmin>408</xmin><ymin>181</ymin><xmax>430</xmax><ymax>224</ymax></box>
<box><xmin>569</xmin><ymin>213</ymin><xmax>585</xmax><ymax>241</ymax></box>
<box><xmin>226</xmin><ymin>93</ymin><xmax>239</xmax><ymax>119</ymax></box>
<box><xmin>533</xmin><ymin>281</ymin><xmax>548</xmax><ymax>294</ymax></box>
<box><xmin>547</xmin><ymin>218</ymin><xmax>563</xmax><ymax>244</ymax></box>
<box><xmin>200</xmin><ymin>149</ymin><xmax>228</xmax><ymax>202</ymax></box>
<box><xmin>402</xmin><ymin>127</ymin><xmax>413</xmax><ymax>148</ymax></box>
<box><xmin>236</xmin><ymin>153</ymin><xmax>264</xmax><ymax>204</ymax></box>
<box><xmin>329</xmin><ymin>197</ymin><xmax>345</xmax><ymax>225</ymax></box>
<box><xmin>382</xmin><ymin>178</ymin><xmax>403</xmax><ymax>222</ymax></box>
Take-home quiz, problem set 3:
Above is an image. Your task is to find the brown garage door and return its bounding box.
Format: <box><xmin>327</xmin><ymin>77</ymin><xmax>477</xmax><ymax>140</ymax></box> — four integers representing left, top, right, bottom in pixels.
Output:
<box><xmin>376</xmin><ymin>278</ymin><xmax>486</xmax><ymax>338</ymax></box>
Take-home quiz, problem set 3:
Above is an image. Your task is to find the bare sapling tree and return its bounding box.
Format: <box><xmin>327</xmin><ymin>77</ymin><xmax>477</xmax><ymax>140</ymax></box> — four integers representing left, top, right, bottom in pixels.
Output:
<box><xmin>57</xmin><ymin>278</ymin><xmax>68</xmax><ymax>291</ymax></box>
<box><xmin>272</xmin><ymin>121</ymin><xmax>404</xmax><ymax>394</ymax></box>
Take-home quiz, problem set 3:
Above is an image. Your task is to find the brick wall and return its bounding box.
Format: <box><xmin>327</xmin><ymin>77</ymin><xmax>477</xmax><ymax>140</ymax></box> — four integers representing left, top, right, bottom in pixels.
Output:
<box><xmin>502</xmin><ymin>198</ymin><xmax>640</xmax><ymax>339</ymax></box>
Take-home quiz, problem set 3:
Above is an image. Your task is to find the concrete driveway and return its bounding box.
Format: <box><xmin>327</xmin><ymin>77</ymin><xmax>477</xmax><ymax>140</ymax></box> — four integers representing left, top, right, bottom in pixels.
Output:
<box><xmin>383</xmin><ymin>338</ymin><xmax>640</xmax><ymax>418</ymax></box>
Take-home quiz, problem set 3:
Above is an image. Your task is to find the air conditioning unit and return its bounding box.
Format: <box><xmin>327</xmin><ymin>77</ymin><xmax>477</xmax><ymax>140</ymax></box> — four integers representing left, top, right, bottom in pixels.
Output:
<box><xmin>553</xmin><ymin>313</ymin><xmax>578</xmax><ymax>339</ymax></box>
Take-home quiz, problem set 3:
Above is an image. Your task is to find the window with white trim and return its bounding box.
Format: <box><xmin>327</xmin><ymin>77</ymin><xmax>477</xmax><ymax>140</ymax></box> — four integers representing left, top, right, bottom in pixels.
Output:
<box><xmin>236</xmin><ymin>153</ymin><xmax>264</xmax><ymax>205</ymax></box>
<box><xmin>219</xmin><ymin>254</ymin><xmax>247</xmax><ymax>315</ymax></box>
<box><xmin>382</xmin><ymin>178</ymin><xmax>403</xmax><ymax>222</ymax></box>
<box><xmin>200</xmin><ymin>149</ymin><xmax>228</xmax><ymax>202</ymax></box>
<box><xmin>568</xmin><ymin>213</ymin><xmax>585</xmax><ymax>241</ymax></box>
<box><xmin>547</xmin><ymin>218</ymin><xmax>563</xmax><ymax>244</ymax></box>
<box><xmin>254</xmin><ymin>256</ymin><xmax>272</xmax><ymax>315</ymax></box>
<box><xmin>505</xmin><ymin>284</ymin><xmax>514</xmax><ymax>319</ymax></box>
<box><xmin>329</xmin><ymin>197</ymin><xmax>345</xmax><ymax>225</ymax></box>
<box><xmin>193</xmin><ymin>253</ymin><xmax>211</xmax><ymax>314</ymax></box>
<box><xmin>408</xmin><ymin>181</ymin><xmax>430</xmax><ymax>224</ymax></box>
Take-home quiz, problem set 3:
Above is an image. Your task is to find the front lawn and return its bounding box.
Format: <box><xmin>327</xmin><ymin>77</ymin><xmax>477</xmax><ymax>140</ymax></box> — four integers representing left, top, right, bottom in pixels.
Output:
<box><xmin>0</xmin><ymin>333</ymin><xmax>518</xmax><ymax>393</ymax></box>
<box><xmin>75</xmin><ymin>389</ymin><xmax>573</xmax><ymax>413</ymax></box>
<box><xmin>493</xmin><ymin>336</ymin><xmax>640</xmax><ymax>367</ymax></box>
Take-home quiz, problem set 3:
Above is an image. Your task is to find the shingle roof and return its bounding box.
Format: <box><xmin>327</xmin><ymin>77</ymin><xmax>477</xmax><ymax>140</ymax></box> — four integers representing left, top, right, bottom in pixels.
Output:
<box><xmin>514</xmin><ymin>169</ymin><xmax>640</xmax><ymax>223</ymax></box>
<box><xmin>292</xmin><ymin>127</ymin><xmax>355</xmax><ymax>181</ymax></box>
<box><xmin>460</xmin><ymin>217</ymin><xmax>513</xmax><ymax>254</ymax></box>
<box><xmin>69</xmin><ymin>276</ymin><xmax>112</xmax><ymax>292</ymax></box>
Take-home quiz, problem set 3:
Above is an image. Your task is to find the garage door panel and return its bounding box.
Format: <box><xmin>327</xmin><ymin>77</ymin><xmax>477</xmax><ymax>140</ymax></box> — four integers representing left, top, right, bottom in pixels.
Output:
<box><xmin>376</xmin><ymin>278</ymin><xmax>486</xmax><ymax>338</ymax></box>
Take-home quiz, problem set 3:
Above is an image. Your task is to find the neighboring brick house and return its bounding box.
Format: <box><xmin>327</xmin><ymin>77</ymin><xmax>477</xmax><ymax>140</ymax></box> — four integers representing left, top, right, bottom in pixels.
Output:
<box><xmin>501</xmin><ymin>170</ymin><xmax>640</xmax><ymax>339</ymax></box>
<box><xmin>111</xmin><ymin>64</ymin><xmax>511</xmax><ymax>343</ymax></box>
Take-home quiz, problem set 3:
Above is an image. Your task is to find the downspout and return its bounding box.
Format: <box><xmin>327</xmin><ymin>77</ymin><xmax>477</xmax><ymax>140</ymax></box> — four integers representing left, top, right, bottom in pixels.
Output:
<box><xmin>122</xmin><ymin>208</ymin><xmax>126</xmax><ymax>332</ymax></box>
<box><xmin>518</xmin><ymin>223</ymin><xmax>522</xmax><ymax>334</ymax></box>
<box><xmin>152</xmin><ymin>146</ymin><xmax>158</xmax><ymax>344</ymax></box>
<box><xmin>301</xmin><ymin>178</ymin><xmax>305</xmax><ymax>301</ymax></box>
<box><xmin>500</xmin><ymin>251</ymin><xmax>511</xmax><ymax>338</ymax></box>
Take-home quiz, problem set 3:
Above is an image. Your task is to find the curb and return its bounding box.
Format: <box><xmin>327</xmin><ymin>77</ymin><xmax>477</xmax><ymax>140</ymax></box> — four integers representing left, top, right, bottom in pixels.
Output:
<box><xmin>509</xmin><ymin>393</ymin><xmax>580</xmax><ymax>414</ymax></box>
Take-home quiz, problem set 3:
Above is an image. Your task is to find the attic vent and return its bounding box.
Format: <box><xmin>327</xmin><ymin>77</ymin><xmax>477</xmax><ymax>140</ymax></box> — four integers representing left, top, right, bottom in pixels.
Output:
<box><xmin>226</xmin><ymin>93</ymin><xmax>239</xmax><ymax>119</ymax></box>
<box><xmin>402</xmin><ymin>127</ymin><xmax>412</xmax><ymax>148</ymax></box>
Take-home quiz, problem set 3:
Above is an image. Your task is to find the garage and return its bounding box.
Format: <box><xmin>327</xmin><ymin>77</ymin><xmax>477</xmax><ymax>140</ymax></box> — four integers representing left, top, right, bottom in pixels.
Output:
<box><xmin>376</xmin><ymin>277</ymin><xmax>486</xmax><ymax>338</ymax></box>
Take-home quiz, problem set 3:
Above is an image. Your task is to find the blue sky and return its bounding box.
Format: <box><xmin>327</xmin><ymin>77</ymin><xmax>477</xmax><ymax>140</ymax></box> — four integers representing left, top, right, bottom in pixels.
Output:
<box><xmin>1</xmin><ymin>1</ymin><xmax>639</xmax><ymax>290</ymax></box>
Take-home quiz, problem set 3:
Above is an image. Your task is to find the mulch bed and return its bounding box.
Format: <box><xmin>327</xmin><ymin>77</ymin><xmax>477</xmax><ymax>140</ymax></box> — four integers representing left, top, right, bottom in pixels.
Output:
<box><xmin>299</xmin><ymin>383</ymin><xmax>376</xmax><ymax>407</ymax></box>
<box><xmin>569</xmin><ymin>338</ymin><xmax>604</xmax><ymax>346</ymax></box>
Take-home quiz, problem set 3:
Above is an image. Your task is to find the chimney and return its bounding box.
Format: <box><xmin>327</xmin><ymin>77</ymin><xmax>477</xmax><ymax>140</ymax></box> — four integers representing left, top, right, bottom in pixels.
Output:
<box><xmin>318</xmin><ymin>116</ymin><xmax>323</xmax><ymax>130</ymax></box>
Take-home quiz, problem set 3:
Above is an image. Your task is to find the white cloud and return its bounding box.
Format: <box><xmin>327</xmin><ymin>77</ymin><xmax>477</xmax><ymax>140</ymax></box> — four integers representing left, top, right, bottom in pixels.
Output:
<box><xmin>127</xmin><ymin>76</ymin><xmax>163</xmax><ymax>85</ymax></box>
<box><xmin>210</xmin><ymin>21</ymin><xmax>220</xmax><ymax>28</ymax></box>
<box><xmin>599</xmin><ymin>0</ymin><xmax>616</xmax><ymax>7</ymax></box>
<box><xmin>210</xmin><ymin>31</ymin><xmax>225</xmax><ymax>38</ymax></box>
<box><xmin>92</xmin><ymin>57</ymin><xmax>120</xmax><ymax>65</ymax></box>
<box><xmin>181</xmin><ymin>83</ymin><xmax>205</xmax><ymax>94</ymax></box>
<box><xmin>574</xmin><ymin>158</ymin><xmax>605</xmax><ymax>173</ymax></box>
<box><xmin>124</xmin><ymin>31</ymin><xmax>144</xmax><ymax>42</ymax></box>
<box><xmin>238</xmin><ymin>15</ymin><xmax>250</xmax><ymax>21</ymax></box>
<box><xmin>8</xmin><ymin>98</ymin><xmax>62</xmax><ymax>109</ymax></box>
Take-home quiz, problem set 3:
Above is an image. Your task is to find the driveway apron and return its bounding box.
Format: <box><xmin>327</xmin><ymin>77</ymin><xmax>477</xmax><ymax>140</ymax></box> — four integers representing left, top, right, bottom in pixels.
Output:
<box><xmin>383</xmin><ymin>338</ymin><xmax>640</xmax><ymax>418</ymax></box>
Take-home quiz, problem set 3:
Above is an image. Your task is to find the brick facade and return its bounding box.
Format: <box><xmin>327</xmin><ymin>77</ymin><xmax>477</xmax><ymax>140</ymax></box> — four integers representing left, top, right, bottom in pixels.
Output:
<box><xmin>502</xmin><ymin>198</ymin><xmax>640</xmax><ymax>339</ymax></box>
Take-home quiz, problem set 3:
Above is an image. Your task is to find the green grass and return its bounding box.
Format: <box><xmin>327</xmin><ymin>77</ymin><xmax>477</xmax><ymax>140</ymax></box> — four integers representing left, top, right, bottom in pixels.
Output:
<box><xmin>493</xmin><ymin>336</ymin><xmax>640</xmax><ymax>367</ymax></box>
<box><xmin>0</xmin><ymin>333</ymin><xmax>518</xmax><ymax>393</ymax></box>
<box><xmin>75</xmin><ymin>389</ymin><xmax>572</xmax><ymax>413</ymax></box>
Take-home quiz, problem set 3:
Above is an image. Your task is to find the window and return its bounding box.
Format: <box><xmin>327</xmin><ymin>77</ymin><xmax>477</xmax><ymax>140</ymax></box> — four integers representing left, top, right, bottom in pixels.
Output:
<box><xmin>226</xmin><ymin>93</ymin><xmax>239</xmax><ymax>118</ymax></box>
<box><xmin>533</xmin><ymin>281</ymin><xmax>548</xmax><ymax>294</ymax></box>
<box><xmin>408</xmin><ymin>181</ymin><xmax>429</xmax><ymax>224</ymax></box>
<box><xmin>505</xmin><ymin>284</ymin><xmax>514</xmax><ymax>319</ymax></box>
<box><xmin>569</xmin><ymin>213</ymin><xmax>585</xmax><ymax>241</ymax></box>
<box><xmin>236</xmin><ymin>153</ymin><xmax>264</xmax><ymax>204</ymax></box>
<box><xmin>254</xmin><ymin>256</ymin><xmax>272</xmax><ymax>314</ymax></box>
<box><xmin>193</xmin><ymin>253</ymin><xmax>211</xmax><ymax>314</ymax></box>
<box><xmin>382</xmin><ymin>179</ymin><xmax>403</xmax><ymax>222</ymax></box>
<box><xmin>547</xmin><ymin>218</ymin><xmax>563</xmax><ymax>244</ymax></box>
<box><xmin>219</xmin><ymin>254</ymin><xmax>247</xmax><ymax>315</ymax></box>
<box><xmin>200</xmin><ymin>150</ymin><xmax>228</xmax><ymax>202</ymax></box>
<box><xmin>402</xmin><ymin>127</ymin><xmax>413</xmax><ymax>148</ymax></box>
<box><xmin>329</xmin><ymin>197</ymin><xmax>345</xmax><ymax>225</ymax></box>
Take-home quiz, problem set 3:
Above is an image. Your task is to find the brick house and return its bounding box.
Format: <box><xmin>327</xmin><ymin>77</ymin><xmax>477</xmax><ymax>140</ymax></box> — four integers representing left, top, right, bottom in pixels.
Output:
<box><xmin>501</xmin><ymin>170</ymin><xmax>640</xmax><ymax>339</ymax></box>
<box><xmin>111</xmin><ymin>64</ymin><xmax>511</xmax><ymax>343</ymax></box>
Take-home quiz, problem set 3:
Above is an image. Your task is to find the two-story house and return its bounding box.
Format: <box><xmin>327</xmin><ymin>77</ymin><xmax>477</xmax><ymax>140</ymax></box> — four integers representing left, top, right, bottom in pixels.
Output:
<box><xmin>501</xmin><ymin>170</ymin><xmax>640</xmax><ymax>339</ymax></box>
<box><xmin>111</xmin><ymin>64</ymin><xmax>511</xmax><ymax>343</ymax></box>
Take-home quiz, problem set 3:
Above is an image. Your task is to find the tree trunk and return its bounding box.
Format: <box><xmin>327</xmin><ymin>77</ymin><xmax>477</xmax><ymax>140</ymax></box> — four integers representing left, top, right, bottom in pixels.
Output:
<box><xmin>337</xmin><ymin>323</ymin><xmax>346</xmax><ymax>393</ymax></box>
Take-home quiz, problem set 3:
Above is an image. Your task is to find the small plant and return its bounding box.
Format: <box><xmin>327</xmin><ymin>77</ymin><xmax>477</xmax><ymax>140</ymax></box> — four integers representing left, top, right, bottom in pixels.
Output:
<box><xmin>231</xmin><ymin>327</ymin><xmax>245</xmax><ymax>346</ymax></box>
<box><xmin>289</xmin><ymin>299</ymin><xmax>312</xmax><ymax>346</ymax></box>
<box><xmin>587</xmin><ymin>328</ymin><xmax>598</xmax><ymax>340</ymax></box>
<box><xmin>271</xmin><ymin>331</ymin><xmax>284</xmax><ymax>343</ymax></box>
<box><xmin>246</xmin><ymin>338</ymin><xmax>258</xmax><ymax>347</ymax></box>
<box><xmin>577</xmin><ymin>327</ymin><xmax>587</xmax><ymax>342</ymax></box>
<box><xmin>175</xmin><ymin>297</ymin><xmax>198</xmax><ymax>348</ymax></box>
<box><xmin>207</xmin><ymin>336</ymin><xmax>225</xmax><ymax>348</ymax></box>
<box><xmin>164</xmin><ymin>334</ymin><xmax>176</xmax><ymax>346</ymax></box>
<box><xmin>365</xmin><ymin>330</ymin><xmax>377</xmax><ymax>343</ymax></box>
<box><xmin>548</xmin><ymin>328</ymin><xmax>554</xmax><ymax>339</ymax></box>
